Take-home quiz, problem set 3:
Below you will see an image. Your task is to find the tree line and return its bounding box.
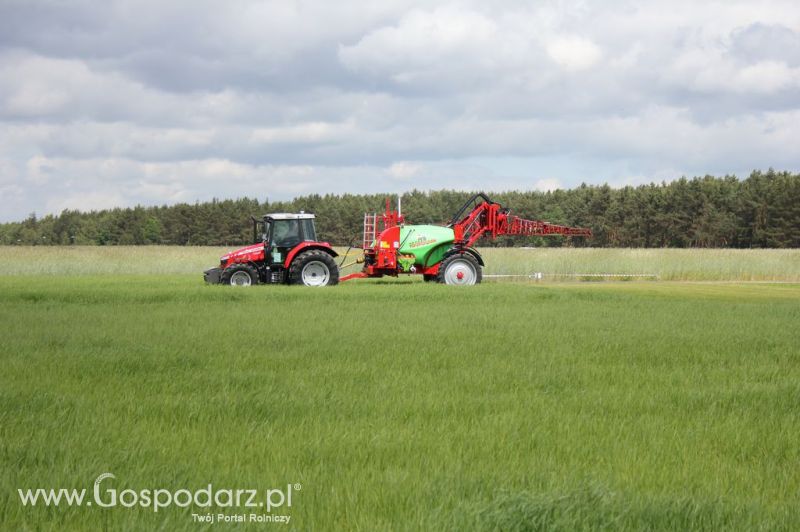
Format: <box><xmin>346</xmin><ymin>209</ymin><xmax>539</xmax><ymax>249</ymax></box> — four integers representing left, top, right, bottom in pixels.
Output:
<box><xmin>1</xmin><ymin>170</ymin><xmax>798</xmax><ymax>248</ymax></box>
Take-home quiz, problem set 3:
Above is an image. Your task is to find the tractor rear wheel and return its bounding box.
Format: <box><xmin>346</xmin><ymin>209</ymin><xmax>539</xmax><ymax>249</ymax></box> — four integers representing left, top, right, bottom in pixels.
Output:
<box><xmin>221</xmin><ymin>263</ymin><xmax>259</xmax><ymax>286</ymax></box>
<box><xmin>437</xmin><ymin>254</ymin><xmax>482</xmax><ymax>285</ymax></box>
<box><xmin>289</xmin><ymin>250</ymin><xmax>339</xmax><ymax>287</ymax></box>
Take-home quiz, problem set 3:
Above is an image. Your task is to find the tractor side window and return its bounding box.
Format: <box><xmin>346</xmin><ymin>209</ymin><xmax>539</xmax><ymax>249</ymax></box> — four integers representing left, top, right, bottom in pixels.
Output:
<box><xmin>272</xmin><ymin>220</ymin><xmax>301</xmax><ymax>248</ymax></box>
<box><xmin>262</xmin><ymin>220</ymin><xmax>271</xmax><ymax>243</ymax></box>
<box><xmin>300</xmin><ymin>219</ymin><xmax>316</xmax><ymax>241</ymax></box>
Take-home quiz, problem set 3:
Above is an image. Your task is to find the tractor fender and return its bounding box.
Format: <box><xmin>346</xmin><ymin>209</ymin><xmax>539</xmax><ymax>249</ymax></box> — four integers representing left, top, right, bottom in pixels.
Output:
<box><xmin>442</xmin><ymin>246</ymin><xmax>484</xmax><ymax>266</ymax></box>
<box><xmin>284</xmin><ymin>242</ymin><xmax>338</xmax><ymax>269</ymax></box>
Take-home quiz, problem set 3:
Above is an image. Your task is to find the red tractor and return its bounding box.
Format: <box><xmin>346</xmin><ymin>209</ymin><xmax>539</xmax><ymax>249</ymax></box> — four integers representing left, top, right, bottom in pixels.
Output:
<box><xmin>204</xmin><ymin>212</ymin><xmax>339</xmax><ymax>286</ymax></box>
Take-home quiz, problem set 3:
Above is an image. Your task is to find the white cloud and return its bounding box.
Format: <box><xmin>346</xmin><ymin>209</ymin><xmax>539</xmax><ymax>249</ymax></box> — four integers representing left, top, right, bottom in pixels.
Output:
<box><xmin>46</xmin><ymin>191</ymin><xmax>127</xmax><ymax>215</ymax></box>
<box><xmin>546</xmin><ymin>36</ymin><xmax>602</xmax><ymax>71</ymax></box>
<box><xmin>534</xmin><ymin>178</ymin><xmax>561</xmax><ymax>192</ymax></box>
<box><xmin>735</xmin><ymin>61</ymin><xmax>800</xmax><ymax>93</ymax></box>
<box><xmin>665</xmin><ymin>46</ymin><xmax>800</xmax><ymax>95</ymax></box>
<box><xmin>388</xmin><ymin>161</ymin><xmax>422</xmax><ymax>180</ymax></box>
<box><xmin>25</xmin><ymin>155</ymin><xmax>54</xmax><ymax>185</ymax></box>
<box><xmin>0</xmin><ymin>157</ymin><xmax>19</xmax><ymax>185</ymax></box>
<box><xmin>338</xmin><ymin>6</ymin><xmax>506</xmax><ymax>87</ymax></box>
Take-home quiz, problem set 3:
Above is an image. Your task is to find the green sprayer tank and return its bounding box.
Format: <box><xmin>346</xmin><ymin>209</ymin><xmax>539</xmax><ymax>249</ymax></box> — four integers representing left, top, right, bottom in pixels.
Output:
<box><xmin>396</xmin><ymin>225</ymin><xmax>455</xmax><ymax>271</ymax></box>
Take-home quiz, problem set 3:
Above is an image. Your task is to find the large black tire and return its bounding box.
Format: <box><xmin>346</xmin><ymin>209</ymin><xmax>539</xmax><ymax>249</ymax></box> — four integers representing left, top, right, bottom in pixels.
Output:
<box><xmin>289</xmin><ymin>250</ymin><xmax>339</xmax><ymax>286</ymax></box>
<box><xmin>437</xmin><ymin>253</ymin><xmax>482</xmax><ymax>285</ymax></box>
<box><xmin>221</xmin><ymin>263</ymin><xmax>259</xmax><ymax>286</ymax></box>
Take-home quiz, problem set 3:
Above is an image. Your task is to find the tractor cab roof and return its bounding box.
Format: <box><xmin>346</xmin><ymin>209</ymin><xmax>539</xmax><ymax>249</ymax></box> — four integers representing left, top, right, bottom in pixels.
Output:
<box><xmin>264</xmin><ymin>213</ymin><xmax>315</xmax><ymax>220</ymax></box>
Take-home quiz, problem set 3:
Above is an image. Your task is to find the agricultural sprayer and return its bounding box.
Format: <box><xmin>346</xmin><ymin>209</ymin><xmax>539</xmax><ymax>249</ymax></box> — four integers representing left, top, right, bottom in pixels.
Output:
<box><xmin>204</xmin><ymin>193</ymin><xmax>591</xmax><ymax>286</ymax></box>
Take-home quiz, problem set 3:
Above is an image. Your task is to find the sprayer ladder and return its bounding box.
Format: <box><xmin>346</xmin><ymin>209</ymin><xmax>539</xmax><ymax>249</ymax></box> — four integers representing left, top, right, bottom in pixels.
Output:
<box><xmin>363</xmin><ymin>213</ymin><xmax>377</xmax><ymax>249</ymax></box>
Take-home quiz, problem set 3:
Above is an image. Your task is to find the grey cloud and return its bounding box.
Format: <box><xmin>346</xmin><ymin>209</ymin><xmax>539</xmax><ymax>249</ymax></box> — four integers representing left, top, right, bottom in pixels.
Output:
<box><xmin>729</xmin><ymin>23</ymin><xmax>800</xmax><ymax>66</ymax></box>
<box><xmin>0</xmin><ymin>0</ymin><xmax>407</xmax><ymax>93</ymax></box>
<box><xmin>0</xmin><ymin>0</ymin><xmax>799</xmax><ymax>222</ymax></box>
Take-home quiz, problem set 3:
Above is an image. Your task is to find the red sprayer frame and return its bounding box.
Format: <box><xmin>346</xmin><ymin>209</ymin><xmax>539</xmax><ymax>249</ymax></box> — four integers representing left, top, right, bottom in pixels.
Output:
<box><xmin>340</xmin><ymin>193</ymin><xmax>591</xmax><ymax>282</ymax></box>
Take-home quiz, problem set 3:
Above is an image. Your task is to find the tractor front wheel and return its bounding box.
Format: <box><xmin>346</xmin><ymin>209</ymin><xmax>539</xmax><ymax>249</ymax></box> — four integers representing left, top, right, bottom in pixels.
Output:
<box><xmin>221</xmin><ymin>263</ymin><xmax>259</xmax><ymax>286</ymax></box>
<box><xmin>289</xmin><ymin>250</ymin><xmax>339</xmax><ymax>287</ymax></box>
<box><xmin>437</xmin><ymin>254</ymin><xmax>482</xmax><ymax>286</ymax></box>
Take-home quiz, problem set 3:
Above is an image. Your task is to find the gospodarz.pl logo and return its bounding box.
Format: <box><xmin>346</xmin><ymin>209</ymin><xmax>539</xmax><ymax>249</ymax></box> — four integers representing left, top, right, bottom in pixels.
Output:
<box><xmin>18</xmin><ymin>473</ymin><xmax>298</xmax><ymax>524</ymax></box>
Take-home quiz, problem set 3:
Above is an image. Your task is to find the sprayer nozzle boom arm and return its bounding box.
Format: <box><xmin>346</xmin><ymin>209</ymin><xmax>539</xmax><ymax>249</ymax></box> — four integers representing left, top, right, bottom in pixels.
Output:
<box><xmin>451</xmin><ymin>194</ymin><xmax>592</xmax><ymax>247</ymax></box>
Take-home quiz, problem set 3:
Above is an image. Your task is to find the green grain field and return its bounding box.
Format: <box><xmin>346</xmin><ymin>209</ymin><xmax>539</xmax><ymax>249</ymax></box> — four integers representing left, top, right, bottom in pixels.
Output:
<box><xmin>1</xmin><ymin>247</ymin><xmax>799</xmax><ymax>531</ymax></box>
<box><xmin>1</xmin><ymin>246</ymin><xmax>799</xmax><ymax>281</ymax></box>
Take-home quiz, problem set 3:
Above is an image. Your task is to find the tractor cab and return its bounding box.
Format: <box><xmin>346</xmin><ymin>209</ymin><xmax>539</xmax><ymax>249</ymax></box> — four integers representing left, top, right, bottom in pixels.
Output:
<box><xmin>260</xmin><ymin>213</ymin><xmax>317</xmax><ymax>265</ymax></box>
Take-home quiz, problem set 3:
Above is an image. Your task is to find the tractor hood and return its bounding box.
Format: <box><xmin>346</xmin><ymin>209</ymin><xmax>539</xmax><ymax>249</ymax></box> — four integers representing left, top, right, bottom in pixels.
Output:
<box><xmin>220</xmin><ymin>243</ymin><xmax>265</xmax><ymax>266</ymax></box>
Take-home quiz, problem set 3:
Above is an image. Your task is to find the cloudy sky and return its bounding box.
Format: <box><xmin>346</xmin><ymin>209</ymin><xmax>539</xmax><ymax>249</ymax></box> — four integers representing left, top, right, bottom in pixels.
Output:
<box><xmin>1</xmin><ymin>0</ymin><xmax>799</xmax><ymax>222</ymax></box>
